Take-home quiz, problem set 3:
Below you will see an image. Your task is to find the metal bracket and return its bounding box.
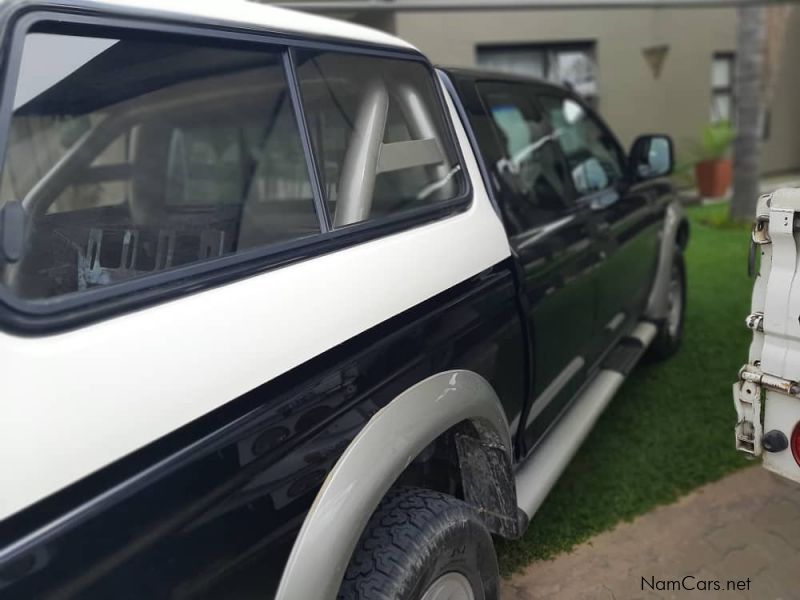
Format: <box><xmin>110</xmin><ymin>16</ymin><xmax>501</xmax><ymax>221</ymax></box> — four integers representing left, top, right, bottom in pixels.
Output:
<box><xmin>734</xmin><ymin>365</ymin><xmax>763</xmax><ymax>456</ymax></box>
<box><xmin>749</xmin><ymin>215</ymin><xmax>771</xmax><ymax>277</ymax></box>
<box><xmin>745</xmin><ymin>312</ymin><xmax>764</xmax><ymax>332</ymax></box>
<box><xmin>734</xmin><ymin>362</ymin><xmax>800</xmax><ymax>456</ymax></box>
<box><xmin>752</xmin><ymin>215</ymin><xmax>771</xmax><ymax>245</ymax></box>
<box><xmin>739</xmin><ymin>366</ymin><xmax>800</xmax><ymax>396</ymax></box>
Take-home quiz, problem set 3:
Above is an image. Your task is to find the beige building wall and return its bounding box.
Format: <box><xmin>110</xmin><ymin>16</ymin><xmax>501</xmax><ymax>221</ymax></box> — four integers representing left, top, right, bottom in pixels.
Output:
<box><xmin>759</xmin><ymin>8</ymin><xmax>800</xmax><ymax>174</ymax></box>
<box><xmin>381</xmin><ymin>7</ymin><xmax>799</xmax><ymax>175</ymax></box>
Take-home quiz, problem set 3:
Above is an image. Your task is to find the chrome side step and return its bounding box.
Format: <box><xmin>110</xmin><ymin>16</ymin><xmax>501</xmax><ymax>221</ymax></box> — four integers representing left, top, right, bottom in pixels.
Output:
<box><xmin>515</xmin><ymin>321</ymin><xmax>658</xmax><ymax>520</ymax></box>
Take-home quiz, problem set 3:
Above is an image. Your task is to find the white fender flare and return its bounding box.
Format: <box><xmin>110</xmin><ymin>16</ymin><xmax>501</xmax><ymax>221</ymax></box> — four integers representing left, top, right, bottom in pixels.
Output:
<box><xmin>275</xmin><ymin>369</ymin><xmax>512</xmax><ymax>600</ymax></box>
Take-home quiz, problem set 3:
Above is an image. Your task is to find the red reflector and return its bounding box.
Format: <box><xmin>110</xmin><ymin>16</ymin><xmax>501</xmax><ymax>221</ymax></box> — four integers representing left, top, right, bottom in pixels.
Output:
<box><xmin>792</xmin><ymin>422</ymin><xmax>800</xmax><ymax>467</ymax></box>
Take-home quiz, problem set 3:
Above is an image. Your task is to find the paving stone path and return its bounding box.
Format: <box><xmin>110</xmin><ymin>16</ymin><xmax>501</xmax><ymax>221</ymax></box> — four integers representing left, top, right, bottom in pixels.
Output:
<box><xmin>501</xmin><ymin>466</ymin><xmax>800</xmax><ymax>599</ymax></box>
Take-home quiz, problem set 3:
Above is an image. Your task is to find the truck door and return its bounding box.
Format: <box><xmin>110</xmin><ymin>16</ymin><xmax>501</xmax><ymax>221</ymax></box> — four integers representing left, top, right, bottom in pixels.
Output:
<box><xmin>472</xmin><ymin>81</ymin><xmax>604</xmax><ymax>449</ymax></box>
<box><xmin>537</xmin><ymin>92</ymin><xmax>661</xmax><ymax>353</ymax></box>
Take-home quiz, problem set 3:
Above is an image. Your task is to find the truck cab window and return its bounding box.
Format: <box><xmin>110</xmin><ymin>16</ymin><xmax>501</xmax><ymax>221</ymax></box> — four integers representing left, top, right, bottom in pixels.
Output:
<box><xmin>294</xmin><ymin>51</ymin><xmax>466</xmax><ymax>227</ymax></box>
<box><xmin>0</xmin><ymin>30</ymin><xmax>317</xmax><ymax>300</ymax></box>
<box><xmin>537</xmin><ymin>94</ymin><xmax>624</xmax><ymax>196</ymax></box>
<box><xmin>478</xmin><ymin>83</ymin><xmax>572</xmax><ymax>234</ymax></box>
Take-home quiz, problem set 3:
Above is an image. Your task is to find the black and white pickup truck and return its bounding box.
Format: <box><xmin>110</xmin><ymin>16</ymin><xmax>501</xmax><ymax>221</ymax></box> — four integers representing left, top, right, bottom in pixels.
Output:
<box><xmin>0</xmin><ymin>2</ymin><xmax>689</xmax><ymax>598</ymax></box>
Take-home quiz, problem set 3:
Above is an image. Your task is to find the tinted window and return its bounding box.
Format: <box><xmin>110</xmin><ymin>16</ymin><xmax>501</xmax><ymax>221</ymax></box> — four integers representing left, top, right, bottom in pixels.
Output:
<box><xmin>295</xmin><ymin>51</ymin><xmax>465</xmax><ymax>227</ymax></box>
<box><xmin>478</xmin><ymin>83</ymin><xmax>571</xmax><ymax>233</ymax></box>
<box><xmin>0</xmin><ymin>31</ymin><xmax>317</xmax><ymax>300</ymax></box>
<box><xmin>538</xmin><ymin>94</ymin><xmax>624</xmax><ymax>195</ymax></box>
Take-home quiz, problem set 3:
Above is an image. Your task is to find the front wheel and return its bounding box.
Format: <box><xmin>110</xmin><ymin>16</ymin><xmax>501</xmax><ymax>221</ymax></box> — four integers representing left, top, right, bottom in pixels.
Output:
<box><xmin>338</xmin><ymin>487</ymin><xmax>499</xmax><ymax>600</ymax></box>
<box><xmin>649</xmin><ymin>249</ymin><xmax>686</xmax><ymax>360</ymax></box>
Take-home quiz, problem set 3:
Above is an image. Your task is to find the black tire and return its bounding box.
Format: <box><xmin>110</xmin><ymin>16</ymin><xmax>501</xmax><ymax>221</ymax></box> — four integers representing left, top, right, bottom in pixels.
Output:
<box><xmin>648</xmin><ymin>248</ymin><xmax>686</xmax><ymax>360</ymax></box>
<box><xmin>338</xmin><ymin>487</ymin><xmax>499</xmax><ymax>600</ymax></box>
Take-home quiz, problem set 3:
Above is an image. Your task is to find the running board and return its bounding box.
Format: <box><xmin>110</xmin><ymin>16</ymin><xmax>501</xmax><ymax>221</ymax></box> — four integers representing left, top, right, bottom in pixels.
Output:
<box><xmin>515</xmin><ymin>321</ymin><xmax>658</xmax><ymax>520</ymax></box>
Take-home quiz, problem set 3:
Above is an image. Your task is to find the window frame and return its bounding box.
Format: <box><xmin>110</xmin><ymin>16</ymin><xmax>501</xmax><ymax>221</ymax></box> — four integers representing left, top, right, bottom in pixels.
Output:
<box><xmin>0</xmin><ymin>7</ymin><xmax>472</xmax><ymax>333</ymax></box>
<box><xmin>710</xmin><ymin>52</ymin><xmax>735</xmax><ymax>124</ymax></box>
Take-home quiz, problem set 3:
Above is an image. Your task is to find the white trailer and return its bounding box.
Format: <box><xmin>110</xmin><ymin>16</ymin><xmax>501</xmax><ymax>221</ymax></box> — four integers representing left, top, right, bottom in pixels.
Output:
<box><xmin>735</xmin><ymin>187</ymin><xmax>800</xmax><ymax>481</ymax></box>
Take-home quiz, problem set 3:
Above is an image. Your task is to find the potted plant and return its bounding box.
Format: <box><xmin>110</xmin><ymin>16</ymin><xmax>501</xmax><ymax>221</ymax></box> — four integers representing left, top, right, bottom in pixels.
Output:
<box><xmin>694</xmin><ymin>120</ymin><xmax>735</xmax><ymax>198</ymax></box>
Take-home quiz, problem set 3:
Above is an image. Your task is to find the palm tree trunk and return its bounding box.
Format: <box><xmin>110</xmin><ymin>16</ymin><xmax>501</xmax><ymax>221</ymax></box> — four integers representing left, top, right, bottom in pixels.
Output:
<box><xmin>729</xmin><ymin>5</ymin><xmax>765</xmax><ymax>222</ymax></box>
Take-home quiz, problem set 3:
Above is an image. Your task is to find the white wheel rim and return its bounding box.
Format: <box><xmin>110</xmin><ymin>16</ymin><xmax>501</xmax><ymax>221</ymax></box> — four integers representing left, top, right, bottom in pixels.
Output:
<box><xmin>666</xmin><ymin>265</ymin><xmax>683</xmax><ymax>338</ymax></box>
<box><xmin>420</xmin><ymin>572</ymin><xmax>476</xmax><ymax>600</ymax></box>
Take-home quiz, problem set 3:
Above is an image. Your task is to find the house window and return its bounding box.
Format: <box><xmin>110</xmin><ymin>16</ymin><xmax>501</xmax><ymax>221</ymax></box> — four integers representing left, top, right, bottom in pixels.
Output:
<box><xmin>476</xmin><ymin>43</ymin><xmax>597</xmax><ymax>100</ymax></box>
<box><xmin>711</xmin><ymin>53</ymin><xmax>734</xmax><ymax>123</ymax></box>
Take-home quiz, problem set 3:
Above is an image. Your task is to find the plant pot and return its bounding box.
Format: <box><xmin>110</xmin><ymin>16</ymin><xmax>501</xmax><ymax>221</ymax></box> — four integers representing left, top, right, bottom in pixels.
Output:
<box><xmin>695</xmin><ymin>158</ymin><xmax>732</xmax><ymax>198</ymax></box>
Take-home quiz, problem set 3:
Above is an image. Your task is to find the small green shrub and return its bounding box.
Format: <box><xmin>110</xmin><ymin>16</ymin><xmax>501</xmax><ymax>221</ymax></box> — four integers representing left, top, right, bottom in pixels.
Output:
<box><xmin>695</xmin><ymin>120</ymin><xmax>736</xmax><ymax>162</ymax></box>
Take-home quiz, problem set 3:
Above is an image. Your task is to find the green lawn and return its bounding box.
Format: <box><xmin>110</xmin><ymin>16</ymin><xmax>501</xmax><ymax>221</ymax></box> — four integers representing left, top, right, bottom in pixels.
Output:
<box><xmin>497</xmin><ymin>202</ymin><xmax>754</xmax><ymax>575</ymax></box>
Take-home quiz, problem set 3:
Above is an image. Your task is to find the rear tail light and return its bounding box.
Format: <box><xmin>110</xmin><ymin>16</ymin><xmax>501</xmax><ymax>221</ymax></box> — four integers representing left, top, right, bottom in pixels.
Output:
<box><xmin>791</xmin><ymin>422</ymin><xmax>800</xmax><ymax>467</ymax></box>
